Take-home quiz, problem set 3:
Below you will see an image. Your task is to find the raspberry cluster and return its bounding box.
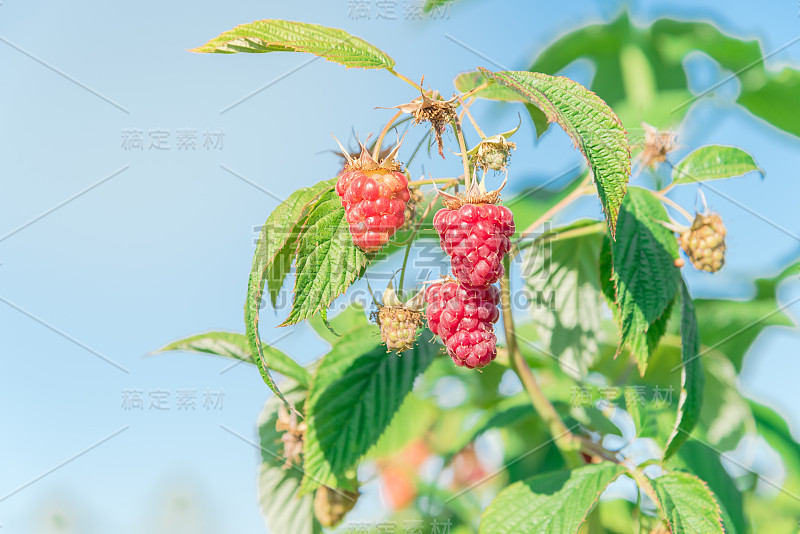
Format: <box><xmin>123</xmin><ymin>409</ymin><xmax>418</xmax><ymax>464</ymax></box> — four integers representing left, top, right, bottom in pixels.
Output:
<box><xmin>425</xmin><ymin>280</ymin><xmax>499</xmax><ymax>369</ymax></box>
<box><xmin>336</xmin><ymin>169</ymin><xmax>410</xmax><ymax>252</ymax></box>
<box><xmin>679</xmin><ymin>213</ymin><xmax>726</xmax><ymax>273</ymax></box>
<box><xmin>433</xmin><ymin>203</ymin><xmax>515</xmax><ymax>287</ymax></box>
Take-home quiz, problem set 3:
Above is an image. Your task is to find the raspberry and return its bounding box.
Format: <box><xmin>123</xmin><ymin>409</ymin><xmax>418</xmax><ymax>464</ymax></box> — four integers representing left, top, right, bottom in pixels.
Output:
<box><xmin>377</xmin><ymin>306</ymin><xmax>422</xmax><ymax>352</ymax></box>
<box><xmin>373</xmin><ymin>286</ymin><xmax>424</xmax><ymax>353</ymax></box>
<box><xmin>335</xmin><ymin>140</ymin><xmax>410</xmax><ymax>252</ymax></box>
<box><xmin>313</xmin><ymin>485</ymin><xmax>359</xmax><ymax>528</ymax></box>
<box><xmin>679</xmin><ymin>213</ymin><xmax>726</xmax><ymax>273</ymax></box>
<box><xmin>433</xmin><ymin>203</ymin><xmax>515</xmax><ymax>287</ymax></box>
<box><xmin>425</xmin><ymin>280</ymin><xmax>500</xmax><ymax>369</ymax></box>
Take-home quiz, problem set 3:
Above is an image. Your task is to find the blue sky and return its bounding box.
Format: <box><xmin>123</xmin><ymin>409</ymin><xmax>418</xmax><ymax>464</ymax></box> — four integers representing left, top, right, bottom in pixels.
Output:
<box><xmin>1</xmin><ymin>0</ymin><xmax>799</xmax><ymax>532</ymax></box>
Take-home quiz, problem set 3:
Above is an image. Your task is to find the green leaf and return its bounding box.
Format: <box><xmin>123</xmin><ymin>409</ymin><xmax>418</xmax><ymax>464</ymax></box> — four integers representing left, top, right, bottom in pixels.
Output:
<box><xmin>443</xmin><ymin>398</ymin><xmax>532</xmax><ymax>458</ymax></box>
<box><xmin>192</xmin><ymin>20</ymin><xmax>395</xmax><ymax>70</ymax></box>
<box><xmin>245</xmin><ymin>181</ymin><xmax>332</xmax><ymax>404</ymax></box>
<box><xmin>671</xmin><ymin>145</ymin><xmax>763</xmax><ymax>185</ymax></box>
<box><xmin>663</xmin><ymin>282</ymin><xmax>705</xmax><ymax>461</ymax></box>
<box><xmin>651</xmin><ymin>471</ymin><xmax>724</xmax><ymax>534</ymax></box>
<box><xmin>366</xmin><ymin>393</ymin><xmax>439</xmax><ymax>460</ymax></box>
<box><xmin>479</xmin><ymin>69</ymin><xmax>630</xmax><ymax>235</ymax></box>
<box><xmin>526</xmin><ymin>224</ymin><xmax>604</xmax><ymax>377</ymax></box>
<box><xmin>737</xmin><ymin>67</ymin><xmax>800</xmax><ymax>138</ymax></box>
<box><xmin>300</xmin><ymin>334</ymin><xmax>439</xmax><ymax>492</ymax></box>
<box><xmin>281</xmin><ymin>189</ymin><xmax>370</xmax><ymax>326</ymax></box>
<box><xmin>307</xmin><ymin>303</ymin><xmax>370</xmax><ymax>345</ymax></box>
<box><xmin>694</xmin><ymin>259</ymin><xmax>798</xmax><ymax>371</ymax></box>
<box><xmin>608</xmin><ymin>187</ymin><xmax>681</xmax><ymax>373</ymax></box>
<box><xmin>454</xmin><ymin>70</ymin><xmax>549</xmax><ymax>137</ymax></box>
<box><xmin>750</xmin><ymin>400</ymin><xmax>800</xmax><ymax>475</ymax></box>
<box><xmin>671</xmin><ymin>442</ymin><xmax>748</xmax><ymax>534</ymax></box>
<box><xmin>153</xmin><ymin>331</ymin><xmax>310</xmax><ymax>388</ymax></box>
<box><xmin>478</xmin><ymin>462</ymin><xmax>626</xmax><ymax>534</ymax></box>
<box><xmin>423</xmin><ymin>0</ymin><xmax>459</xmax><ymax>13</ymax></box>
<box><xmin>257</xmin><ymin>384</ymin><xmax>322</xmax><ymax>534</ymax></box>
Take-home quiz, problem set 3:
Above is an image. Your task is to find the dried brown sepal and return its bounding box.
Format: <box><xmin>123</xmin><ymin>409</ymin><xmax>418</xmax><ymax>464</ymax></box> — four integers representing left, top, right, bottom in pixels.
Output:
<box><xmin>390</xmin><ymin>86</ymin><xmax>457</xmax><ymax>159</ymax></box>
<box><xmin>313</xmin><ymin>485</ymin><xmax>360</xmax><ymax>528</ymax></box>
<box><xmin>638</xmin><ymin>122</ymin><xmax>678</xmax><ymax>169</ymax></box>
<box><xmin>334</xmin><ymin>135</ymin><xmax>403</xmax><ymax>173</ymax></box>
<box><xmin>679</xmin><ymin>212</ymin><xmax>726</xmax><ymax>273</ymax></box>
<box><xmin>275</xmin><ymin>405</ymin><xmax>307</xmax><ymax>469</ymax></box>
<box><xmin>437</xmin><ymin>175</ymin><xmax>507</xmax><ymax>210</ymax></box>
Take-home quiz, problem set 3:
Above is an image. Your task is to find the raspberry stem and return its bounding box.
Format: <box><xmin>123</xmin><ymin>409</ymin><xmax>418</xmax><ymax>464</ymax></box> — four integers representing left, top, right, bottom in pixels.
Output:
<box><xmin>651</xmin><ymin>189</ymin><xmax>693</xmax><ymax>223</ymax></box>
<box><xmin>458</xmin><ymin>80</ymin><xmax>491</xmax><ymax>101</ymax></box>
<box><xmin>457</xmin><ymin>95</ymin><xmax>486</xmax><ymax>139</ymax></box>
<box><xmin>515</xmin><ymin>176</ymin><xmax>594</xmax><ymax>245</ymax></box>
<box><xmin>500</xmin><ymin>257</ymin><xmax>583</xmax><ymax>468</ymax></box>
<box><xmin>373</xmin><ymin>110</ymin><xmax>405</xmax><ymax>160</ymax></box>
<box><xmin>452</xmin><ymin>115</ymin><xmax>472</xmax><ymax>190</ymax></box>
<box><xmin>512</xmin><ymin>221</ymin><xmax>605</xmax><ymax>258</ymax></box>
<box><xmin>407</xmin><ymin>177</ymin><xmax>460</xmax><ymax>186</ymax></box>
<box><xmin>387</xmin><ymin>68</ymin><xmax>423</xmax><ymax>92</ymax></box>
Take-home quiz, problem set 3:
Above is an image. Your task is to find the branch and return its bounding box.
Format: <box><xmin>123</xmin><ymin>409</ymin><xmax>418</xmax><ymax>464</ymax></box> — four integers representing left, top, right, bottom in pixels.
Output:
<box><xmin>500</xmin><ymin>257</ymin><xmax>583</xmax><ymax>468</ymax></box>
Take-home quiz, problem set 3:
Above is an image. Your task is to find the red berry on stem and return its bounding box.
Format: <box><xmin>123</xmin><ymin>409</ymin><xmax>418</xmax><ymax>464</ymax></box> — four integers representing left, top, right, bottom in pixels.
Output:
<box><xmin>434</xmin><ymin>203</ymin><xmax>514</xmax><ymax>287</ymax></box>
<box><xmin>425</xmin><ymin>280</ymin><xmax>500</xmax><ymax>369</ymax></box>
<box><xmin>335</xmin><ymin>139</ymin><xmax>410</xmax><ymax>252</ymax></box>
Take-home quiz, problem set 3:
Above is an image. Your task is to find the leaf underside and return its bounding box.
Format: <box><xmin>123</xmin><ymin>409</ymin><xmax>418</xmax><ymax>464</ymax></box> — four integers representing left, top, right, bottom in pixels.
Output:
<box><xmin>192</xmin><ymin>19</ymin><xmax>395</xmax><ymax>70</ymax></box>
<box><xmin>479</xmin><ymin>69</ymin><xmax>630</xmax><ymax>236</ymax></box>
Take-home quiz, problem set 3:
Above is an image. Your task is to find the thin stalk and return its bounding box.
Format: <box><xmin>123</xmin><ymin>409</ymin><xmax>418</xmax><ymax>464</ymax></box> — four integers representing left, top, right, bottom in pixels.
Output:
<box><xmin>500</xmin><ymin>258</ymin><xmax>582</xmax><ymax>468</ymax></box>
<box><xmin>458</xmin><ymin>96</ymin><xmax>476</xmax><ymax>122</ymax></box>
<box><xmin>651</xmin><ymin>189</ymin><xmax>693</xmax><ymax>223</ymax></box>
<box><xmin>516</xmin><ymin>180</ymin><xmax>594</xmax><ymax>243</ymax></box>
<box><xmin>457</xmin><ymin>95</ymin><xmax>486</xmax><ymax>138</ymax></box>
<box><xmin>387</xmin><ymin>68</ymin><xmax>422</xmax><ymax>92</ymax></box>
<box><xmin>459</xmin><ymin>80</ymin><xmax>490</xmax><ymax>101</ymax></box>
<box><xmin>408</xmin><ymin>177</ymin><xmax>460</xmax><ymax>187</ymax></box>
<box><xmin>452</xmin><ymin>116</ymin><xmax>472</xmax><ymax>190</ymax></box>
<box><xmin>405</xmin><ymin>130</ymin><xmax>431</xmax><ymax>169</ymax></box>
<box><xmin>372</xmin><ymin>110</ymin><xmax>404</xmax><ymax>160</ymax></box>
<box><xmin>512</xmin><ymin>222</ymin><xmax>605</xmax><ymax>257</ymax></box>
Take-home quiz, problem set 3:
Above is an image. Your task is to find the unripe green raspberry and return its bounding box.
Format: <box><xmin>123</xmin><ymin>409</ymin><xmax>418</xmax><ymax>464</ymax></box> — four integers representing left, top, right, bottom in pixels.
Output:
<box><xmin>378</xmin><ymin>306</ymin><xmax>422</xmax><ymax>353</ymax></box>
<box><xmin>679</xmin><ymin>213</ymin><xmax>726</xmax><ymax>273</ymax></box>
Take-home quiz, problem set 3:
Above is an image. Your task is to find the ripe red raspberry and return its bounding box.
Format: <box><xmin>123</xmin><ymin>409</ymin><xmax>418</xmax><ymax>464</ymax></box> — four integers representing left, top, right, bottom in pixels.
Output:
<box><xmin>335</xmin><ymin>140</ymin><xmax>410</xmax><ymax>252</ymax></box>
<box><xmin>425</xmin><ymin>280</ymin><xmax>500</xmax><ymax>369</ymax></box>
<box><xmin>433</xmin><ymin>203</ymin><xmax>515</xmax><ymax>287</ymax></box>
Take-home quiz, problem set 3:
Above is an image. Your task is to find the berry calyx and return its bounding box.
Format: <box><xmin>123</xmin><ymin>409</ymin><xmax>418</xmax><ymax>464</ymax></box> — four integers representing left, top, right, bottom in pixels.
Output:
<box><xmin>425</xmin><ymin>279</ymin><xmax>500</xmax><ymax>369</ymax></box>
<box><xmin>679</xmin><ymin>212</ymin><xmax>726</xmax><ymax>273</ymax></box>
<box><xmin>433</xmin><ymin>201</ymin><xmax>515</xmax><ymax>288</ymax></box>
<box><xmin>335</xmin><ymin>138</ymin><xmax>410</xmax><ymax>252</ymax></box>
